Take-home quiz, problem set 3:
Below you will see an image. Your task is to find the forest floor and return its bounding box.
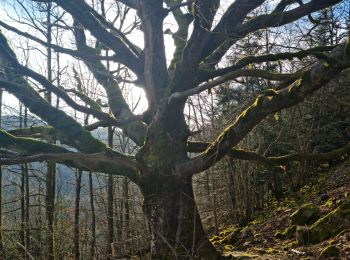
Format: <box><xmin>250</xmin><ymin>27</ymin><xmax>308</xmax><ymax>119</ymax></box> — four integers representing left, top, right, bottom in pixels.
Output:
<box><xmin>212</xmin><ymin>159</ymin><xmax>350</xmax><ymax>259</ymax></box>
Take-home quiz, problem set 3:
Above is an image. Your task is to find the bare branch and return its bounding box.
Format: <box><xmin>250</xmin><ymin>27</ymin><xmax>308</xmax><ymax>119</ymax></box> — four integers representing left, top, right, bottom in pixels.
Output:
<box><xmin>169</xmin><ymin>69</ymin><xmax>300</xmax><ymax>102</ymax></box>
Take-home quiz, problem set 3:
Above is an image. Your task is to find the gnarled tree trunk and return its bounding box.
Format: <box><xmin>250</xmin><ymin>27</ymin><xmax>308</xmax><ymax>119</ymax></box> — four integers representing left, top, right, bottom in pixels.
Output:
<box><xmin>142</xmin><ymin>176</ymin><xmax>218</xmax><ymax>259</ymax></box>
<box><xmin>138</xmin><ymin>106</ymin><xmax>218</xmax><ymax>258</ymax></box>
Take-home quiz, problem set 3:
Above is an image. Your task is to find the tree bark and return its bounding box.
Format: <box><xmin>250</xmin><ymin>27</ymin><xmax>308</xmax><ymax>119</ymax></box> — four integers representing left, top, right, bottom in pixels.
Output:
<box><xmin>107</xmin><ymin>127</ymin><xmax>115</xmax><ymax>259</ymax></box>
<box><xmin>138</xmin><ymin>104</ymin><xmax>219</xmax><ymax>258</ymax></box>
<box><xmin>142</xmin><ymin>175</ymin><xmax>218</xmax><ymax>259</ymax></box>
<box><xmin>88</xmin><ymin>172</ymin><xmax>96</xmax><ymax>260</ymax></box>
<box><xmin>0</xmin><ymin>89</ymin><xmax>3</xmax><ymax>258</ymax></box>
<box><xmin>46</xmin><ymin>162</ymin><xmax>56</xmax><ymax>260</ymax></box>
<box><xmin>74</xmin><ymin>169</ymin><xmax>82</xmax><ymax>260</ymax></box>
<box><xmin>24</xmin><ymin>162</ymin><xmax>30</xmax><ymax>260</ymax></box>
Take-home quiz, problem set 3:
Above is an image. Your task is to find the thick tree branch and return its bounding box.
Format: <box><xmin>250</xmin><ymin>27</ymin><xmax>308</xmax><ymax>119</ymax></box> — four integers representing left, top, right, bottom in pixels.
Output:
<box><xmin>187</xmin><ymin>141</ymin><xmax>350</xmax><ymax>166</ymax></box>
<box><xmin>139</xmin><ymin>0</ymin><xmax>169</xmax><ymax>106</ymax></box>
<box><xmin>0</xmin><ymin>20</ymin><xmax>115</xmax><ymax>62</ymax></box>
<box><xmin>0</xmin><ymin>45</ymin><xmax>120</xmax><ymax>125</ymax></box>
<box><xmin>178</xmin><ymin>41</ymin><xmax>350</xmax><ymax>175</ymax></box>
<box><xmin>53</xmin><ymin>0</ymin><xmax>144</xmax><ymax>79</ymax></box>
<box><xmin>200</xmin><ymin>0</ymin><xmax>341</xmax><ymax>69</ymax></box>
<box><xmin>169</xmin><ymin>0</ymin><xmax>220</xmax><ymax>93</ymax></box>
<box><xmin>0</xmin><ymin>32</ymin><xmax>107</xmax><ymax>153</ymax></box>
<box><xmin>199</xmin><ymin>0</ymin><xmax>266</xmax><ymax>63</ymax></box>
<box><xmin>169</xmin><ymin>69</ymin><xmax>300</xmax><ymax>102</ymax></box>
<box><xmin>0</xmin><ymin>151</ymin><xmax>140</xmax><ymax>183</ymax></box>
<box><xmin>164</xmin><ymin>0</ymin><xmax>193</xmax><ymax>70</ymax></box>
<box><xmin>73</xmin><ymin>24</ymin><xmax>147</xmax><ymax>145</ymax></box>
<box><xmin>0</xmin><ymin>129</ymin><xmax>67</xmax><ymax>155</ymax></box>
<box><xmin>198</xmin><ymin>45</ymin><xmax>336</xmax><ymax>83</ymax></box>
<box><xmin>116</xmin><ymin>0</ymin><xmax>138</xmax><ymax>10</ymax></box>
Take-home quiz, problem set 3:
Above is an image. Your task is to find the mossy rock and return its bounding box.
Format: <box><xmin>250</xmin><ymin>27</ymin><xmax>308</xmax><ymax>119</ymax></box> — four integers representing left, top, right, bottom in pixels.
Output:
<box><xmin>298</xmin><ymin>200</ymin><xmax>350</xmax><ymax>244</ymax></box>
<box><xmin>319</xmin><ymin>245</ymin><xmax>340</xmax><ymax>259</ymax></box>
<box><xmin>290</xmin><ymin>203</ymin><xmax>321</xmax><ymax>225</ymax></box>
<box><xmin>296</xmin><ymin>225</ymin><xmax>309</xmax><ymax>245</ymax></box>
<box><xmin>275</xmin><ymin>225</ymin><xmax>296</xmax><ymax>239</ymax></box>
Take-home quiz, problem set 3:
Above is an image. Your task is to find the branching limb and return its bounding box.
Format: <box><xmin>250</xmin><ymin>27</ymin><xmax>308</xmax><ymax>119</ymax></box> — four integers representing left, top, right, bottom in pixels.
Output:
<box><xmin>169</xmin><ymin>0</ymin><xmax>220</xmax><ymax>93</ymax></box>
<box><xmin>138</xmin><ymin>0</ymin><xmax>169</xmax><ymax>106</ymax></box>
<box><xmin>187</xmin><ymin>141</ymin><xmax>350</xmax><ymax>166</ymax></box>
<box><xmin>164</xmin><ymin>0</ymin><xmax>193</xmax><ymax>71</ymax></box>
<box><xmin>0</xmin><ymin>45</ymin><xmax>119</xmax><ymax>124</ymax></box>
<box><xmin>0</xmin><ymin>32</ymin><xmax>107</xmax><ymax>153</ymax></box>
<box><xmin>165</xmin><ymin>1</ymin><xmax>193</xmax><ymax>14</ymax></box>
<box><xmin>200</xmin><ymin>0</ymin><xmax>341</xmax><ymax>70</ymax></box>
<box><xmin>198</xmin><ymin>45</ymin><xmax>336</xmax><ymax>83</ymax></box>
<box><xmin>0</xmin><ymin>129</ymin><xmax>68</xmax><ymax>155</ymax></box>
<box><xmin>0</xmin><ymin>151</ymin><xmax>140</xmax><ymax>183</ymax></box>
<box><xmin>116</xmin><ymin>0</ymin><xmax>139</xmax><ymax>10</ymax></box>
<box><xmin>169</xmin><ymin>69</ymin><xmax>300</xmax><ymax>103</ymax></box>
<box><xmin>0</xmin><ymin>130</ymin><xmax>140</xmax><ymax>182</ymax></box>
<box><xmin>199</xmin><ymin>0</ymin><xmax>266</xmax><ymax>64</ymax></box>
<box><xmin>0</xmin><ymin>79</ymin><xmax>107</xmax><ymax>153</ymax></box>
<box><xmin>73</xmin><ymin>24</ymin><xmax>147</xmax><ymax>146</ymax></box>
<box><xmin>53</xmin><ymin>0</ymin><xmax>144</xmax><ymax>79</ymax></box>
<box><xmin>178</xmin><ymin>41</ymin><xmax>350</xmax><ymax>175</ymax></box>
<box><xmin>0</xmin><ymin>20</ymin><xmax>114</xmax><ymax>62</ymax></box>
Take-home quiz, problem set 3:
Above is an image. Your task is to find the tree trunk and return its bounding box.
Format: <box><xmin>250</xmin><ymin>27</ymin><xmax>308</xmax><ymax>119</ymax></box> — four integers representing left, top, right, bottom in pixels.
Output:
<box><xmin>24</xmin><ymin>163</ymin><xmax>30</xmax><ymax>260</ymax></box>
<box><xmin>20</xmin><ymin>164</ymin><xmax>25</xmax><ymax>258</ymax></box>
<box><xmin>122</xmin><ymin>177</ymin><xmax>130</xmax><ymax>252</ymax></box>
<box><xmin>46</xmin><ymin>162</ymin><xmax>56</xmax><ymax>260</ymax></box>
<box><xmin>45</xmin><ymin>3</ymin><xmax>56</xmax><ymax>258</ymax></box>
<box><xmin>0</xmin><ymin>89</ymin><xmax>3</xmax><ymax>258</ymax></box>
<box><xmin>107</xmin><ymin>127</ymin><xmax>115</xmax><ymax>259</ymax></box>
<box><xmin>74</xmin><ymin>169</ymin><xmax>82</xmax><ymax>260</ymax></box>
<box><xmin>88</xmin><ymin>172</ymin><xmax>96</xmax><ymax>260</ymax></box>
<box><xmin>142</xmin><ymin>175</ymin><xmax>218</xmax><ymax>259</ymax></box>
<box><xmin>139</xmin><ymin>105</ymin><xmax>218</xmax><ymax>259</ymax></box>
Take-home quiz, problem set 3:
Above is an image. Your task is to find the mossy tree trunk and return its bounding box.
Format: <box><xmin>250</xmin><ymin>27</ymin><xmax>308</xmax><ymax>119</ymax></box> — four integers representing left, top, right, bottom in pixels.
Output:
<box><xmin>142</xmin><ymin>176</ymin><xmax>217</xmax><ymax>259</ymax></box>
<box><xmin>137</xmin><ymin>105</ymin><xmax>218</xmax><ymax>258</ymax></box>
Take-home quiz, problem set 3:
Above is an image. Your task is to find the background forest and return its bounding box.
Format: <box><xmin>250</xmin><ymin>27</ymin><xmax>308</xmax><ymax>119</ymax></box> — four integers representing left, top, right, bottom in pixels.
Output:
<box><xmin>0</xmin><ymin>0</ymin><xmax>350</xmax><ymax>259</ymax></box>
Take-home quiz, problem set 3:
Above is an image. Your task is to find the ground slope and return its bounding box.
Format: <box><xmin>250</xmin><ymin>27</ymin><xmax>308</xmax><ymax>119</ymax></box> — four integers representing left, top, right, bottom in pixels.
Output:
<box><xmin>213</xmin><ymin>159</ymin><xmax>350</xmax><ymax>259</ymax></box>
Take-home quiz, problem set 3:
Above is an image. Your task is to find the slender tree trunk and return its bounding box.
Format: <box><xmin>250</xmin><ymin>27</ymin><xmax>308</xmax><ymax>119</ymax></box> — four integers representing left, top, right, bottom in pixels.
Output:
<box><xmin>20</xmin><ymin>165</ymin><xmax>25</xmax><ymax>257</ymax></box>
<box><xmin>24</xmin><ymin>107</ymin><xmax>30</xmax><ymax>260</ymax></box>
<box><xmin>45</xmin><ymin>4</ymin><xmax>56</xmax><ymax>259</ymax></box>
<box><xmin>0</xmin><ymin>174</ymin><xmax>3</xmax><ymax>257</ymax></box>
<box><xmin>88</xmin><ymin>172</ymin><xmax>96</xmax><ymax>260</ymax></box>
<box><xmin>46</xmin><ymin>163</ymin><xmax>55</xmax><ymax>260</ymax></box>
<box><xmin>107</xmin><ymin>127</ymin><xmax>115</xmax><ymax>259</ymax></box>
<box><xmin>123</xmin><ymin>177</ymin><xmax>130</xmax><ymax>252</ymax></box>
<box><xmin>74</xmin><ymin>169</ymin><xmax>82</xmax><ymax>260</ymax></box>
<box><xmin>0</xmin><ymin>88</ymin><xmax>3</xmax><ymax>258</ymax></box>
<box><xmin>32</xmin><ymin>182</ymin><xmax>43</xmax><ymax>259</ymax></box>
<box><xmin>22</xmin><ymin>162</ymin><xmax>30</xmax><ymax>260</ymax></box>
<box><xmin>19</xmin><ymin>105</ymin><xmax>28</xmax><ymax>258</ymax></box>
<box><xmin>0</xmin><ymin>165</ymin><xmax>3</xmax><ymax>258</ymax></box>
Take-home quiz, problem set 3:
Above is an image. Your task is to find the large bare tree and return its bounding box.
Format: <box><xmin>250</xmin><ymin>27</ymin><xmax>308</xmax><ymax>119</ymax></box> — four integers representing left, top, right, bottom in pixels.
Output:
<box><xmin>1</xmin><ymin>0</ymin><xmax>350</xmax><ymax>258</ymax></box>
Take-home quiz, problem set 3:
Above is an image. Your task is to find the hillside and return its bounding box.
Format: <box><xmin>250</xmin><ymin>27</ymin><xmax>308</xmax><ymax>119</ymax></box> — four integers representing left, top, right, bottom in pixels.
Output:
<box><xmin>212</xmin><ymin>158</ymin><xmax>350</xmax><ymax>259</ymax></box>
